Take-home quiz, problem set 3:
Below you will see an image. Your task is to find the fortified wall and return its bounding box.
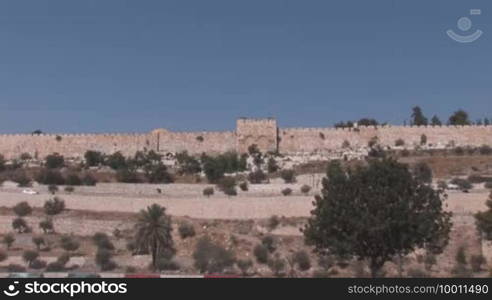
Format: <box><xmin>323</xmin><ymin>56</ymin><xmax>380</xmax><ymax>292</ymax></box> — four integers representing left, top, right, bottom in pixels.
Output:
<box><xmin>0</xmin><ymin>118</ymin><xmax>491</xmax><ymax>159</ymax></box>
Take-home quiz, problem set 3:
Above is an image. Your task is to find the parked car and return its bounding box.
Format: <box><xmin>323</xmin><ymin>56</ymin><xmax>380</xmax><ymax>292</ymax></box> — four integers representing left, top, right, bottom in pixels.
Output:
<box><xmin>22</xmin><ymin>188</ymin><xmax>39</xmax><ymax>195</ymax></box>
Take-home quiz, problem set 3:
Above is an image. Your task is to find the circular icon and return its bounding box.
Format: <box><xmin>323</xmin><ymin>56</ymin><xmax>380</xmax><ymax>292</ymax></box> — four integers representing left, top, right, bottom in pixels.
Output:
<box><xmin>457</xmin><ymin>17</ymin><xmax>472</xmax><ymax>31</ymax></box>
<box><xmin>7</xmin><ymin>285</ymin><xmax>15</xmax><ymax>291</ymax></box>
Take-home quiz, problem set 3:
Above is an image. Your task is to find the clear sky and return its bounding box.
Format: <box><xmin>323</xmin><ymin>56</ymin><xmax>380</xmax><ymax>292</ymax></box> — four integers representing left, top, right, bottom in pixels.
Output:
<box><xmin>0</xmin><ymin>0</ymin><xmax>490</xmax><ymax>133</ymax></box>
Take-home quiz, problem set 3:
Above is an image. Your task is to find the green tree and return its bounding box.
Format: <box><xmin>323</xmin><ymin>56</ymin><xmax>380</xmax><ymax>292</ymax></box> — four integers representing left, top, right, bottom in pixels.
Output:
<box><xmin>13</xmin><ymin>201</ymin><xmax>32</xmax><ymax>217</ymax></box>
<box><xmin>475</xmin><ymin>192</ymin><xmax>492</xmax><ymax>240</ymax></box>
<box><xmin>201</xmin><ymin>155</ymin><xmax>225</xmax><ymax>183</ymax></box>
<box><xmin>303</xmin><ymin>159</ymin><xmax>452</xmax><ymax>277</ymax></box>
<box><xmin>411</xmin><ymin>106</ymin><xmax>428</xmax><ymax>126</ymax></box>
<box><xmin>175</xmin><ymin>151</ymin><xmax>201</xmax><ymax>175</ymax></box>
<box><xmin>431</xmin><ymin>115</ymin><xmax>442</xmax><ymax>126</ymax></box>
<box><xmin>145</xmin><ymin>163</ymin><xmax>173</xmax><ymax>183</ymax></box>
<box><xmin>45</xmin><ymin>153</ymin><xmax>65</xmax><ymax>169</ymax></box>
<box><xmin>3</xmin><ymin>233</ymin><xmax>15</xmax><ymax>250</ymax></box>
<box><xmin>22</xmin><ymin>250</ymin><xmax>39</xmax><ymax>267</ymax></box>
<box><xmin>105</xmin><ymin>152</ymin><xmax>127</xmax><ymax>170</ymax></box>
<box><xmin>84</xmin><ymin>150</ymin><xmax>105</xmax><ymax>167</ymax></box>
<box><xmin>134</xmin><ymin>204</ymin><xmax>175</xmax><ymax>269</ymax></box>
<box><xmin>44</xmin><ymin>197</ymin><xmax>65</xmax><ymax>216</ymax></box>
<box><xmin>60</xmin><ymin>236</ymin><xmax>80</xmax><ymax>253</ymax></box>
<box><xmin>448</xmin><ymin>110</ymin><xmax>471</xmax><ymax>126</ymax></box>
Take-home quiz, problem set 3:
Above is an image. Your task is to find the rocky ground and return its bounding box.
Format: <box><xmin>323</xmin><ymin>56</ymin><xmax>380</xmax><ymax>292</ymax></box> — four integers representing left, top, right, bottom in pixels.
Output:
<box><xmin>0</xmin><ymin>172</ymin><xmax>490</xmax><ymax>277</ymax></box>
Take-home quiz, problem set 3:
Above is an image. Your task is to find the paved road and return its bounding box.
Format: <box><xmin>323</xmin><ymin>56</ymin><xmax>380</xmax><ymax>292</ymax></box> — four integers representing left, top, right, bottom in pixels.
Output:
<box><xmin>0</xmin><ymin>188</ymin><xmax>487</xmax><ymax>219</ymax></box>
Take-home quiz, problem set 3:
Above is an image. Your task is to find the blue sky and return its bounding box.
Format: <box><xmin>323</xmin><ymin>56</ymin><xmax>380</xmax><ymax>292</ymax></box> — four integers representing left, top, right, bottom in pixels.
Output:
<box><xmin>0</xmin><ymin>0</ymin><xmax>490</xmax><ymax>133</ymax></box>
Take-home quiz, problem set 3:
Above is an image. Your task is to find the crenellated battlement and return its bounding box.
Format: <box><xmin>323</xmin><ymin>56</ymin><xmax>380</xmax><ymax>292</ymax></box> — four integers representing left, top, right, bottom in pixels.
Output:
<box><xmin>0</xmin><ymin>118</ymin><xmax>490</xmax><ymax>159</ymax></box>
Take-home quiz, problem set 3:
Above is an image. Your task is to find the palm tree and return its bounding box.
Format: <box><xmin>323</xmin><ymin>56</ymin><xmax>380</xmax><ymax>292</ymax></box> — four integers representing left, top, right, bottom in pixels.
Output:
<box><xmin>134</xmin><ymin>204</ymin><xmax>174</xmax><ymax>269</ymax></box>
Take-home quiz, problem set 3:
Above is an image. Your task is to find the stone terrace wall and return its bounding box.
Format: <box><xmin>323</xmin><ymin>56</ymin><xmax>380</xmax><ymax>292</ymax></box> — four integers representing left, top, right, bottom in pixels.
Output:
<box><xmin>279</xmin><ymin>125</ymin><xmax>492</xmax><ymax>154</ymax></box>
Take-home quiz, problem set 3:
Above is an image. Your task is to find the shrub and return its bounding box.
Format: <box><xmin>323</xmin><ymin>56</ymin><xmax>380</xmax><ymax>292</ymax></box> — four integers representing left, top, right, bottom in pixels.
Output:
<box><xmin>485</xmin><ymin>182</ymin><xmax>492</xmax><ymax>189</ymax></box>
<box><xmin>236</xmin><ymin>259</ymin><xmax>253</xmax><ymax>276</ymax></box>
<box><xmin>451</xmin><ymin>263</ymin><xmax>472</xmax><ymax>278</ymax></box>
<box><xmin>32</xmin><ymin>236</ymin><xmax>45</xmax><ymax>250</ymax></box>
<box><xmin>175</xmin><ymin>151</ymin><xmax>201</xmax><ymax>175</ymax></box>
<box><xmin>92</xmin><ymin>232</ymin><xmax>115</xmax><ymax>250</ymax></box>
<box><xmin>216</xmin><ymin>177</ymin><xmax>237</xmax><ymax>196</ymax></box>
<box><xmin>479</xmin><ymin>145</ymin><xmax>492</xmax><ymax>155</ymax></box>
<box><xmin>30</xmin><ymin>259</ymin><xmax>47</xmax><ymax>270</ymax></box>
<box><xmin>36</xmin><ymin>169</ymin><xmax>65</xmax><ymax>185</ymax></box>
<box><xmin>281</xmin><ymin>188</ymin><xmax>292</xmax><ymax>196</ymax></box>
<box><xmin>280</xmin><ymin>169</ymin><xmax>296</xmax><ymax>183</ymax></box>
<box><xmin>454</xmin><ymin>147</ymin><xmax>465</xmax><ymax>156</ymax></box>
<box><xmin>145</xmin><ymin>163</ymin><xmax>174</xmax><ymax>183</ymax></box>
<box><xmin>3</xmin><ymin>233</ymin><xmax>15</xmax><ymax>249</ymax></box>
<box><xmin>84</xmin><ymin>150</ymin><xmax>105</xmax><ymax>167</ymax></box>
<box><xmin>60</xmin><ymin>236</ymin><xmax>80</xmax><ymax>252</ymax></box>
<box><xmin>44</xmin><ymin>197</ymin><xmax>65</xmax><ymax>215</ymax></box>
<box><xmin>57</xmin><ymin>253</ymin><xmax>70</xmax><ymax>266</ymax></box>
<box><xmin>116</xmin><ymin>168</ymin><xmax>140</xmax><ymax>183</ymax></box>
<box><xmin>267</xmin><ymin>158</ymin><xmax>279</xmax><ymax>173</ymax></box>
<box><xmin>267</xmin><ymin>215</ymin><xmax>280</xmax><ymax>231</ymax></box>
<box><xmin>64</xmin><ymin>186</ymin><xmax>75</xmax><ymax>193</ymax></box>
<box><xmin>470</xmin><ymin>255</ymin><xmax>486</xmax><ymax>272</ymax></box>
<box><xmin>248</xmin><ymin>170</ymin><xmax>267</xmax><ymax>184</ymax></box>
<box><xmin>20</xmin><ymin>153</ymin><xmax>32</xmax><ymax>161</ymax></box>
<box><xmin>39</xmin><ymin>218</ymin><xmax>54</xmax><ymax>234</ymax></box>
<box><xmin>12</xmin><ymin>217</ymin><xmax>30</xmax><ymax>233</ymax></box>
<box><xmin>239</xmin><ymin>181</ymin><xmax>249</xmax><ymax>191</ymax></box>
<box><xmin>407</xmin><ymin>268</ymin><xmax>428</xmax><ymax>278</ymax></box>
<box><xmin>202</xmin><ymin>156</ymin><xmax>225</xmax><ymax>183</ymax></box>
<box><xmin>105</xmin><ymin>152</ymin><xmax>127</xmax><ymax>170</ymax></box>
<box><xmin>45</xmin><ymin>261</ymin><xmax>65</xmax><ymax>272</ymax></box>
<box><xmin>22</xmin><ymin>250</ymin><xmax>39</xmax><ymax>266</ymax></box>
<box><xmin>455</xmin><ymin>246</ymin><xmax>467</xmax><ymax>265</ymax></box>
<box><xmin>13</xmin><ymin>201</ymin><xmax>32</xmax><ymax>217</ymax></box>
<box><xmin>192</xmin><ymin>237</ymin><xmax>235</xmax><ymax>273</ymax></box>
<box><xmin>65</xmin><ymin>174</ymin><xmax>82</xmax><ymax>186</ymax></box>
<box><xmin>292</xmin><ymin>250</ymin><xmax>311</xmax><ymax>271</ymax></box>
<box><xmin>12</xmin><ymin>171</ymin><xmax>32</xmax><ymax>187</ymax></box>
<box><xmin>203</xmin><ymin>187</ymin><xmax>214</xmax><ymax>197</ymax></box>
<box><xmin>156</xmin><ymin>258</ymin><xmax>180</xmax><ymax>271</ymax></box>
<box><xmin>261</xmin><ymin>235</ymin><xmax>276</xmax><ymax>253</ymax></box>
<box><xmin>48</xmin><ymin>185</ymin><xmax>59</xmax><ymax>194</ymax></box>
<box><xmin>395</xmin><ymin>139</ymin><xmax>405</xmax><ymax>146</ymax></box>
<box><xmin>300</xmin><ymin>184</ymin><xmax>311</xmax><ymax>195</ymax></box>
<box><xmin>81</xmin><ymin>174</ymin><xmax>97</xmax><ymax>186</ymax></box>
<box><xmin>253</xmin><ymin>244</ymin><xmax>269</xmax><ymax>264</ymax></box>
<box><xmin>7</xmin><ymin>264</ymin><xmax>26</xmax><ymax>272</ymax></box>
<box><xmin>178</xmin><ymin>223</ymin><xmax>196</xmax><ymax>239</ymax></box>
<box><xmin>268</xmin><ymin>255</ymin><xmax>286</xmax><ymax>277</ymax></box>
<box><xmin>95</xmin><ymin>248</ymin><xmax>114</xmax><ymax>270</ymax></box>
<box><xmin>45</xmin><ymin>153</ymin><xmax>65</xmax><ymax>169</ymax></box>
<box><xmin>424</xmin><ymin>254</ymin><xmax>437</xmax><ymax>271</ymax></box>
<box><xmin>420</xmin><ymin>134</ymin><xmax>427</xmax><ymax>145</ymax></box>
<box><xmin>318</xmin><ymin>255</ymin><xmax>335</xmax><ymax>270</ymax></box>
<box><xmin>0</xmin><ymin>250</ymin><xmax>7</xmax><ymax>262</ymax></box>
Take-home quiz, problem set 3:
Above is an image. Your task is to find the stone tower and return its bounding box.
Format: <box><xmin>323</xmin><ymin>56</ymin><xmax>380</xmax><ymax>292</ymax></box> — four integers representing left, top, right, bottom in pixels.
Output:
<box><xmin>236</xmin><ymin>118</ymin><xmax>278</xmax><ymax>153</ymax></box>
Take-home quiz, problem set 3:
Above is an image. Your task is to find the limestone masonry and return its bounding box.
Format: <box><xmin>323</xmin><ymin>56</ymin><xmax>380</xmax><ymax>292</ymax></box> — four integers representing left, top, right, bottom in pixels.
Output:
<box><xmin>0</xmin><ymin>118</ymin><xmax>491</xmax><ymax>159</ymax></box>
